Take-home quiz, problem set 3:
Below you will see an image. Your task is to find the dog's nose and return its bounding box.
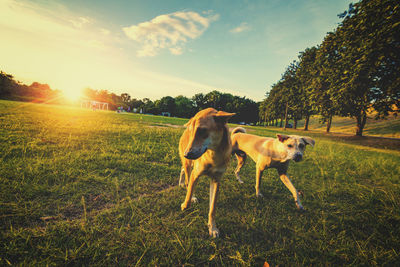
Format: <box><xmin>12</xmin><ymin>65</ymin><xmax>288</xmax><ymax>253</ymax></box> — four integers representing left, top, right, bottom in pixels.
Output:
<box><xmin>294</xmin><ymin>153</ymin><xmax>303</xmax><ymax>162</ymax></box>
<box><xmin>184</xmin><ymin>150</ymin><xmax>197</xmax><ymax>160</ymax></box>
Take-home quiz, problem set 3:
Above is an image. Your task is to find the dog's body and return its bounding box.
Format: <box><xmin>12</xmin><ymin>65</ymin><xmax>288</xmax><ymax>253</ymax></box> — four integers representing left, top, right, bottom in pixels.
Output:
<box><xmin>179</xmin><ymin>108</ymin><xmax>235</xmax><ymax>237</ymax></box>
<box><xmin>231</xmin><ymin>127</ymin><xmax>315</xmax><ymax>210</ymax></box>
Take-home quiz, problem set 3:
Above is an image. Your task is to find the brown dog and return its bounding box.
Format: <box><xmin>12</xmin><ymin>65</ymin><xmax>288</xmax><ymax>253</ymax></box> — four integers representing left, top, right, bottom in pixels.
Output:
<box><xmin>231</xmin><ymin>127</ymin><xmax>315</xmax><ymax>210</ymax></box>
<box><xmin>179</xmin><ymin>108</ymin><xmax>235</xmax><ymax>237</ymax></box>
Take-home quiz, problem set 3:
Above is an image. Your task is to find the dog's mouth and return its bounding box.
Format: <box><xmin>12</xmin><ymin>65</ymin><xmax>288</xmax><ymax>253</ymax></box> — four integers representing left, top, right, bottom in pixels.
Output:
<box><xmin>293</xmin><ymin>154</ymin><xmax>303</xmax><ymax>162</ymax></box>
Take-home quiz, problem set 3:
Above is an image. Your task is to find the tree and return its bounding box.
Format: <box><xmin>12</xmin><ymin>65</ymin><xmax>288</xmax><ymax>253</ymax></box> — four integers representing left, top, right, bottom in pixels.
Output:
<box><xmin>175</xmin><ymin>95</ymin><xmax>196</xmax><ymax>118</ymax></box>
<box><xmin>311</xmin><ymin>31</ymin><xmax>343</xmax><ymax>133</ymax></box>
<box><xmin>297</xmin><ymin>47</ymin><xmax>319</xmax><ymax>130</ymax></box>
<box><xmin>205</xmin><ymin>90</ymin><xmax>222</xmax><ymax>109</ymax></box>
<box><xmin>0</xmin><ymin>71</ymin><xmax>16</xmax><ymax>97</ymax></box>
<box><xmin>156</xmin><ymin>96</ymin><xmax>176</xmax><ymax>115</ymax></box>
<box><xmin>120</xmin><ymin>93</ymin><xmax>131</xmax><ymax>104</ymax></box>
<box><xmin>335</xmin><ymin>0</ymin><xmax>400</xmax><ymax>136</ymax></box>
<box><xmin>192</xmin><ymin>93</ymin><xmax>206</xmax><ymax>111</ymax></box>
<box><xmin>279</xmin><ymin>61</ymin><xmax>302</xmax><ymax>129</ymax></box>
<box><xmin>262</xmin><ymin>82</ymin><xmax>286</xmax><ymax>127</ymax></box>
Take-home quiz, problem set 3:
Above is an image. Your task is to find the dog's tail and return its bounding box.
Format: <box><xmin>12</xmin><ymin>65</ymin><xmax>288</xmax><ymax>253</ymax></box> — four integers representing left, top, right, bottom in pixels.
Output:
<box><xmin>231</xmin><ymin>126</ymin><xmax>246</xmax><ymax>138</ymax></box>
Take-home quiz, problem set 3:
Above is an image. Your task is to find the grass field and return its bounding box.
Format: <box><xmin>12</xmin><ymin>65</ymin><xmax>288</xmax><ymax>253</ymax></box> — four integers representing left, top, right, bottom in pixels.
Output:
<box><xmin>292</xmin><ymin>114</ymin><xmax>400</xmax><ymax>138</ymax></box>
<box><xmin>1</xmin><ymin>100</ymin><xmax>400</xmax><ymax>266</ymax></box>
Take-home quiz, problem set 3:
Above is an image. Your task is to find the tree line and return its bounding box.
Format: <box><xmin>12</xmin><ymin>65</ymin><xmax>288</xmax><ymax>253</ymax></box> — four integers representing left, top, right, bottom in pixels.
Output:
<box><xmin>83</xmin><ymin>88</ymin><xmax>259</xmax><ymax>124</ymax></box>
<box><xmin>0</xmin><ymin>71</ymin><xmax>63</xmax><ymax>104</ymax></box>
<box><xmin>0</xmin><ymin>72</ymin><xmax>259</xmax><ymax>124</ymax></box>
<box><xmin>260</xmin><ymin>0</ymin><xmax>399</xmax><ymax>136</ymax></box>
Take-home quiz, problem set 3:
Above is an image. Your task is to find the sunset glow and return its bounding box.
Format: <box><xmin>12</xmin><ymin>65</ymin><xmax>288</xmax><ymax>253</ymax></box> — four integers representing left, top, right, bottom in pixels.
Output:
<box><xmin>62</xmin><ymin>88</ymin><xmax>83</xmax><ymax>101</ymax></box>
<box><xmin>0</xmin><ymin>0</ymin><xmax>352</xmax><ymax>101</ymax></box>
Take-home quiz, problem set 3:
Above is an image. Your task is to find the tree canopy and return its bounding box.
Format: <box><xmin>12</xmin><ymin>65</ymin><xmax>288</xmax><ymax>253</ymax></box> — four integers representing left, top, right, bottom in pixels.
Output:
<box><xmin>261</xmin><ymin>0</ymin><xmax>400</xmax><ymax>136</ymax></box>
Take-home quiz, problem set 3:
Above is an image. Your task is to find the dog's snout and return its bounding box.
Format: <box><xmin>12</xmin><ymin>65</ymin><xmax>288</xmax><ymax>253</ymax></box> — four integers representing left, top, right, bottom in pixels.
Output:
<box><xmin>293</xmin><ymin>153</ymin><xmax>303</xmax><ymax>162</ymax></box>
<box><xmin>184</xmin><ymin>149</ymin><xmax>203</xmax><ymax>160</ymax></box>
<box><xmin>184</xmin><ymin>150</ymin><xmax>196</xmax><ymax>159</ymax></box>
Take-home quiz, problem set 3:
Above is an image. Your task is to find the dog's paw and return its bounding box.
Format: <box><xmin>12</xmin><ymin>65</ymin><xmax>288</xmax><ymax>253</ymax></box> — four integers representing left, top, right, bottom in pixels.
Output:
<box><xmin>208</xmin><ymin>226</ymin><xmax>220</xmax><ymax>238</ymax></box>
<box><xmin>295</xmin><ymin>202</ymin><xmax>304</xmax><ymax>211</ymax></box>
<box><xmin>235</xmin><ymin>174</ymin><xmax>244</xmax><ymax>184</ymax></box>
<box><xmin>181</xmin><ymin>202</ymin><xmax>188</xmax><ymax>211</ymax></box>
<box><xmin>191</xmin><ymin>196</ymin><xmax>198</xmax><ymax>203</ymax></box>
<box><xmin>256</xmin><ymin>193</ymin><xmax>264</xmax><ymax>198</ymax></box>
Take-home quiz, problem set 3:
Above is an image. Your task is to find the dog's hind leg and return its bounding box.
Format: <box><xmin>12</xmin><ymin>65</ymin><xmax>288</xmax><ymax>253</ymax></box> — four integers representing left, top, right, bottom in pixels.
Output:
<box><xmin>255</xmin><ymin>165</ymin><xmax>264</xmax><ymax>197</ymax></box>
<box><xmin>179</xmin><ymin>162</ymin><xmax>191</xmax><ymax>188</ymax></box>
<box><xmin>178</xmin><ymin>168</ymin><xmax>186</xmax><ymax>187</ymax></box>
<box><xmin>234</xmin><ymin>152</ymin><xmax>246</xmax><ymax>183</ymax></box>
<box><xmin>277</xmin><ymin>169</ymin><xmax>304</xmax><ymax>210</ymax></box>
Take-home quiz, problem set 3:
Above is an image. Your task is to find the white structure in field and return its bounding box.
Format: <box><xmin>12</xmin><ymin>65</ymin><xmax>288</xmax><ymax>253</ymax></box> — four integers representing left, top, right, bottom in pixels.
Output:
<box><xmin>81</xmin><ymin>99</ymin><xmax>109</xmax><ymax>110</ymax></box>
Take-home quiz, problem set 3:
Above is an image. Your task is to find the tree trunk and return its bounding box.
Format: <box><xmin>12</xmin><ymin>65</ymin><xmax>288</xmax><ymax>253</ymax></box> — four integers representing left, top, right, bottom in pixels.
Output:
<box><xmin>275</xmin><ymin>119</ymin><xmax>278</xmax><ymax>127</ymax></box>
<box><xmin>326</xmin><ymin>115</ymin><xmax>332</xmax><ymax>133</ymax></box>
<box><xmin>304</xmin><ymin>115</ymin><xmax>310</xmax><ymax>131</ymax></box>
<box><xmin>284</xmin><ymin>102</ymin><xmax>288</xmax><ymax>130</ymax></box>
<box><xmin>293</xmin><ymin>118</ymin><xmax>297</xmax><ymax>129</ymax></box>
<box><xmin>356</xmin><ymin>110</ymin><xmax>367</xmax><ymax>136</ymax></box>
<box><xmin>280</xmin><ymin>117</ymin><xmax>283</xmax><ymax>127</ymax></box>
<box><xmin>263</xmin><ymin>111</ymin><xmax>267</xmax><ymax>126</ymax></box>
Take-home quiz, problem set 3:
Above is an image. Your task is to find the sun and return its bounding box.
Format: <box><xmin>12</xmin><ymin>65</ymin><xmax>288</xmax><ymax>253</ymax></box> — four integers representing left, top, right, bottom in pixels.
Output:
<box><xmin>62</xmin><ymin>88</ymin><xmax>83</xmax><ymax>101</ymax></box>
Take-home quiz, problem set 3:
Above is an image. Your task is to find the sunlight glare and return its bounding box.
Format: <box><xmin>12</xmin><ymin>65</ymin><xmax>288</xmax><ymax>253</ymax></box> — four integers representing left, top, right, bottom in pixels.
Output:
<box><xmin>62</xmin><ymin>87</ymin><xmax>83</xmax><ymax>101</ymax></box>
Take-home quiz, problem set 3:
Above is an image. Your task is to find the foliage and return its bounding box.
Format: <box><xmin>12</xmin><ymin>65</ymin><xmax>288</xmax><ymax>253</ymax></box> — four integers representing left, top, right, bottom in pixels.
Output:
<box><xmin>263</xmin><ymin>0</ymin><xmax>400</xmax><ymax>136</ymax></box>
<box><xmin>1</xmin><ymin>71</ymin><xmax>259</xmax><ymax>122</ymax></box>
<box><xmin>0</xmin><ymin>71</ymin><xmax>62</xmax><ymax>103</ymax></box>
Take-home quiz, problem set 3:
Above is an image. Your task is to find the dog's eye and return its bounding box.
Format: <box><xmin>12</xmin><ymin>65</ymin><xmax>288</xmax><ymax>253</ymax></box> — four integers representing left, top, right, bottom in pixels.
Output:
<box><xmin>196</xmin><ymin>127</ymin><xmax>208</xmax><ymax>137</ymax></box>
<box><xmin>287</xmin><ymin>144</ymin><xmax>293</xmax><ymax>148</ymax></box>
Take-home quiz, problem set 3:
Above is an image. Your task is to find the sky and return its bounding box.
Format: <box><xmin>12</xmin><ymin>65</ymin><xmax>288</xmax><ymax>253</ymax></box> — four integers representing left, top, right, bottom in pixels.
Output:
<box><xmin>0</xmin><ymin>0</ymin><xmax>352</xmax><ymax>102</ymax></box>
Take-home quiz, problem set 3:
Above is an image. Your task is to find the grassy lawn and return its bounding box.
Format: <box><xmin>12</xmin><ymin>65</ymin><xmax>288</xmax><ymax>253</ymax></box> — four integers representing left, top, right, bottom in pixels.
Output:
<box><xmin>1</xmin><ymin>100</ymin><xmax>400</xmax><ymax>266</ymax></box>
<box><xmin>292</xmin><ymin>114</ymin><xmax>400</xmax><ymax>138</ymax></box>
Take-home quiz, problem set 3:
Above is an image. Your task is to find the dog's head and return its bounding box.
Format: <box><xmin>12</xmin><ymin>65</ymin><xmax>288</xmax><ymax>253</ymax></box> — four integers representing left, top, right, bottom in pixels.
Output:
<box><xmin>276</xmin><ymin>134</ymin><xmax>315</xmax><ymax>162</ymax></box>
<box><xmin>183</xmin><ymin>108</ymin><xmax>235</xmax><ymax>160</ymax></box>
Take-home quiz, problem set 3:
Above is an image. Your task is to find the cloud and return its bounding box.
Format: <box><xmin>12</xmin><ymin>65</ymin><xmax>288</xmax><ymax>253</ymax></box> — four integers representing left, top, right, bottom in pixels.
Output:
<box><xmin>230</xmin><ymin>22</ymin><xmax>250</xmax><ymax>33</ymax></box>
<box><xmin>100</xmin><ymin>28</ymin><xmax>111</xmax><ymax>35</ymax></box>
<box><xmin>123</xmin><ymin>11</ymin><xmax>218</xmax><ymax>57</ymax></box>
<box><xmin>70</xmin><ymin>17</ymin><xmax>91</xmax><ymax>28</ymax></box>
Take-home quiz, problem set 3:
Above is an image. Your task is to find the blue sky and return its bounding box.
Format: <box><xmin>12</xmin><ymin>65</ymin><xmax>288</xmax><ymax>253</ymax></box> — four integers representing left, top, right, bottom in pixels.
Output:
<box><xmin>0</xmin><ymin>0</ymin><xmax>352</xmax><ymax>101</ymax></box>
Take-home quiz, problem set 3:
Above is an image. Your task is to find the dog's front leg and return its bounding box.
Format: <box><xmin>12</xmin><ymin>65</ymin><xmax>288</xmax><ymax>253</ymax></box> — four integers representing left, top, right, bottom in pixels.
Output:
<box><xmin>181</xmin><ymin>169</ymin><xmax>200</xmax><ymax>211</ymax></box>
<box><xmin>278</xmin><ymin>172</ymin><xmax>304</xmax><ymax>210</ymax></box>
<box><xmin>208</xmin><ymin>178</ymin><xmax>220</xmax><ymax>238</ymax></box>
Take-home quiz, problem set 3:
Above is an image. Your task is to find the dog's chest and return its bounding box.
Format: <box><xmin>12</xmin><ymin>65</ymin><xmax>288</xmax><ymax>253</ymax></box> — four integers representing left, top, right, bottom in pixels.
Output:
<box><xmin>203</xmin><ymin>163</ymin><xmax>227</xmax><ymax>177</ymax></box>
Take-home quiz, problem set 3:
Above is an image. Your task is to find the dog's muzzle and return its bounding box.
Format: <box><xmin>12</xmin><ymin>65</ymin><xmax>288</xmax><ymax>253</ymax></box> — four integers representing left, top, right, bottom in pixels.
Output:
<box><xmin>293</xmin><ymin>153</ymin><xmax>303</xmax><ymax>162</ymax></box>
<box><xmin>184</xmin><ymin>147</ymin><xmax>207</xmax><ymax>160</ymax></box>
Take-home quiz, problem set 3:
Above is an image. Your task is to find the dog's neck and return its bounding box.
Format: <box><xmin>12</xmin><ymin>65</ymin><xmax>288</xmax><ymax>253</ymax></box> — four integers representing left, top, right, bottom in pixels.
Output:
<box><xmin>208</xmin><ymin>125</ymin><xmax>231</xmax><ymax>161</ymax></box>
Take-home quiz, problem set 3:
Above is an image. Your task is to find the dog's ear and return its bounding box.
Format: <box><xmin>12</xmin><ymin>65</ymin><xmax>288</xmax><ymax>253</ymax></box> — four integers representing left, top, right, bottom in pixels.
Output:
<box><xmin>184</xmin><ymin>118</ymin><xmax>194</xmax><ymax>127</ymax></box>
<box><xmin>301</xmin><ymin>136</ymin><xmax>315</xmax><ymax>147</ymax></box>
<box><xmin>276</xmin><ymin>134</ymin><xmax>290</xmax><ymax>143</ymax></box>
<box><xmin>213</xmin><ymin>111</ymin><xmax>235</xmax><ymax>124</ymax></box>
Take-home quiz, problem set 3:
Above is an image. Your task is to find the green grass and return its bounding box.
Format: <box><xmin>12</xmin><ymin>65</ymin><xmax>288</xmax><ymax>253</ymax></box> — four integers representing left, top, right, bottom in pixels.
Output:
<box><xmin>292</xmin><ymin>114</ymin><xmax>400</xmax><ymax>138</ymax></box>
<box><xmin>1</xmin><ymin>100</ymin><xmax>400</xmax><ymax>266</ymax></box>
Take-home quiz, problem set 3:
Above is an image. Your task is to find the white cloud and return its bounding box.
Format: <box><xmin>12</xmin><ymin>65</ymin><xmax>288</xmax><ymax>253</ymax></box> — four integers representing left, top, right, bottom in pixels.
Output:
<box><xmin>70</xmin><ymin>17</ymin><xmax>91</xmax><ymax>28</ymax></box>
<box><xmin>230</xmin><ymin>22</ymin><xmax>250</xmax><ymax>33</ymax></box>
<box><xmin>100</xmin><ymin>28</ymin><xmax>111</xmax><ymax>35</ymax></box>
<box><xmin>123</xmin><ymin>11</ymin><xmax>218</xmax><ymax>57</ymax></box>
<box><xmin>169</xmin><ymin>47</ymin><xmax>183</xmax><ymax>55</ymax></box>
